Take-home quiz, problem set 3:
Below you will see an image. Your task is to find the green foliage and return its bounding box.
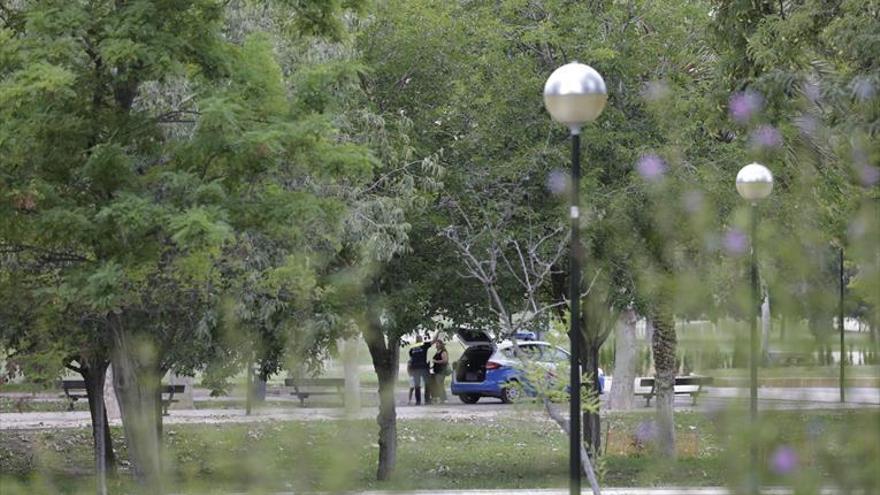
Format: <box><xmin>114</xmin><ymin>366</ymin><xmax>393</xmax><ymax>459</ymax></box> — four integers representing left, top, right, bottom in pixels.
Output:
<box><xmin>0</xmin><ymin>0</ymin><xmax>377</xmax><ymax>405</ymax></box>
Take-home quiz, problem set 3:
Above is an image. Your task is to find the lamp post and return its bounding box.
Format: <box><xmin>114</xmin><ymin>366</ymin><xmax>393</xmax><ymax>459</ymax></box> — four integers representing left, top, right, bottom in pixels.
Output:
<box><xmin>544</xmin><ymin>62</ymin><xmax>607</xmax><ymax>495</ymax></box>
<box><xmin>839</xmin><ymin>246</ymin><xmax>845</xmax><ymax>403</ymax></box>
<box><xmin>735</xmin><ymin>162</ymin><xmax>773</xmax><ymax>485</ymax></box>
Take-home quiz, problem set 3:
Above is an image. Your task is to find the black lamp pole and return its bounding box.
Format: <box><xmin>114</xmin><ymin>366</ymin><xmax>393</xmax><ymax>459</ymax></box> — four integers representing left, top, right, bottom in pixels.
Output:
<box><xmin>749</xmin><ymin>203</ymin><xmax>759</xmax><ymax>426</ymax></box>
<box><xmin>569</xmin><ymin>131</ymin><xmax>582</xmax><ymax>495</ymax></box>
<box><xmin>543</xmin><ymin>62</ymin><xmax>607</xmax><ymax>495</ymax></box>
<box><xmin>749</xmin><ymin>202</ymin><xmax>759</xmax><ymax>486</ymax></box>
<box><xmin>839</xmin><ymin>247</ymin><xmax>845</xmax><ymax>403</ymax></box>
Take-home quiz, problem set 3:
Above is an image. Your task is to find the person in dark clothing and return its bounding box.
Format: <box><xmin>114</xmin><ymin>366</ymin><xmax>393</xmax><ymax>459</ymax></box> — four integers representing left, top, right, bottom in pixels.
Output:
<box><xmin>430</xmin><ymin>339</ymin><xmax>450</xmax><ymax>403</ymax></box>
<box><xmin>407</xmin><ymin>335</ymin><xmax>432</xmax><ymax>405</ymax></box>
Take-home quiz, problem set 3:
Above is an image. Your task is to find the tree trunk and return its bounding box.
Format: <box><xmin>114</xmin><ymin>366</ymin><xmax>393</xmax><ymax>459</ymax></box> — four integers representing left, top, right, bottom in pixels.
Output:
<box><xmin>246</xmin><ymin>360</ymin><xmax>254</xmax><ymax>416</ymax></box>
<box><xmin>80</xmin><ymin>358</ymin><xmax>115</xmax><ymax>495</ymax></box>
<box><xmin>650</xmin><ymin>303</ymin><xmax>677</xmax><ymax>458</ymax></box>
<box><xmin>155</xmin><ymin>384</ymin><xmax>163</xmax><ymax>442</ymax></box>
<box><xmin>363</xmin><ymin>316</ymin><xmax>399</xmax><ymax>481</ymax></box>
<box><xmin>609</xmin><ymin>308</ymin><xmax>637</xmax><ymax>410</ymax></box>
<box><xmin>111</xmin><ymin>328</ymin><xmax>162</xmax><ymax>492</ymax></box>
<box><xmin>374</xmin><ymin>356</ymin><xmax>398</xmax><ymax>481</ymax></box>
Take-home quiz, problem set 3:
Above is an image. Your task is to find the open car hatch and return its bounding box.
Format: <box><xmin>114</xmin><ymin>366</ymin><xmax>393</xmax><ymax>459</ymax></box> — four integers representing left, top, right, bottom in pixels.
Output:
<box><xmin>455</xmin><ymin>328</ymin><xmax>493</xmax><ymax>347</ymax></box>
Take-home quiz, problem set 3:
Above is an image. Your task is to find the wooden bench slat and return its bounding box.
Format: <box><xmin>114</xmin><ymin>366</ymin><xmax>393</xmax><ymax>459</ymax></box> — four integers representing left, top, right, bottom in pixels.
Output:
<box><xmin>634</xmin><ymin>375</ymin><xmax>713</xmax><ymax>406</ymax></box>
<box><xmin>59</xmin><ymin>379</ymin><xmax>186</xmax><ymax>415</ymax></box>
<box><xmin>283</xmin><ymin>378</ymin><xmax>345</xmax><ymax>406</ymax></box>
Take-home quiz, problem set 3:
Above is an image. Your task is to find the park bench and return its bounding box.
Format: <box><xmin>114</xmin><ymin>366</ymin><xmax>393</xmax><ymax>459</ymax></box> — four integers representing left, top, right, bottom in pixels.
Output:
<box><xmin>60</xmin><ymin>380</ymin><xmax>89</xmax><ymax>411</ymax></box>
<box><xmin>160</xmin><ymin>384</ymin><xmax>186</xmax><ymax>416</ymax></box>
<box><xmin>766</xmin><ymin>350</ymin><xmax>811</xmax><ymax>366</ymax></box>
<box><xmin>60</xmin><ymin>380</ymin><xmax>185</xmax><ymax>415</ymax></box>
<box><xmin>284</xmin><ymin>378</ymin><xmax>345</xmax><ymax>406</ymax></box>
<box><xmin>635</xmin><ymin>375</ymin><xmax>714</xmax><ymax>406</ymax></box>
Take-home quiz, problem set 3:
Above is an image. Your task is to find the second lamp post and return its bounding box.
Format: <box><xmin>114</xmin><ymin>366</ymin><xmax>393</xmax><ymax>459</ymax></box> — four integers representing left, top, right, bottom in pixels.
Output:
<box><xmin>735</xmin><ymin>162</ymin><xmax>773</xmax><ymax>486</ymax></box>
<box><xmin>735</xmin><ymin>162</ymin><xmax>773</xmax><ymax>422</ymax></box>
<box><xmin>543</xmin><ymin>62</ymin><xmax>607</xmax><ymax>495</ymax></box>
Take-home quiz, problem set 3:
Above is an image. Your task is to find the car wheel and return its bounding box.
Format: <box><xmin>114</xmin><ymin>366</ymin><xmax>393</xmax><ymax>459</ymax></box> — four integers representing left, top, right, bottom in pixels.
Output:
<box><xmin>500</xmin><ymin>381</ymin><xmax>521</xmax><ymax>404</ymax></box>
<box><xmin>459</xmin><ymin>393</ymin><xmax>480</xmax><ymax>404</ymax></box>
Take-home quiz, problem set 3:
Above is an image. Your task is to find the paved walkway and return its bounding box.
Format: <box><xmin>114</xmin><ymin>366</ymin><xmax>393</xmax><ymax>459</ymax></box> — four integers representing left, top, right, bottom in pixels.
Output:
<box><xmin>2</xmin><ymin>386</ymin><xmax>877</xmax><ymax>431</ymax></box>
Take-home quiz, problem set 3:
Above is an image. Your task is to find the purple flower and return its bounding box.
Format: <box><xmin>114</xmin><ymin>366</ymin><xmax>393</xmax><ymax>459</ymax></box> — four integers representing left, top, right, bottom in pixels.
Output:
<box><xmin>636</xmin><ymin>154</ymin><xmax>666</xmax><ymax>181</ymax></box>
<box><xmin>749</xmin><ymin>125</ymin><xmax>783</xmax><ymax>149</ymax></box>
<box><xmin>546</xmin><ymin>169</ymin><xmax>569</xmax><ymax>195</ymax></box>
<box><xmin>803</xmin><ymin>81</ymin><xmax>821</xmax><ymax>102</ymax></box>
<box><xmin>859</xmin><ymin>165</ymin><xmax>880</xmax><ymax>186</ymax></box>
<box><xmin>852</xmin><ymin>76</ymin><xmax>875</xmax><ymax>101</ymax></box>
<box><xmin>769</xmin><ymin>445</ymin><xmax>799</xmax><ymax>475</ymax></box>
<box><xmin>642</xmin><ymin>80</ymin><xmax>670</xmax><ymax>102</ymax></box>
<box><xmin>633</xmin><ymin>420</ymin><xmax>658</xmax><ymax>445</ymax></box>
<box><xmin>729</xmin><ymin>90</ymin><xmax>763</xmax><ymax>124</ymax></box>
<box><xmin>793</xmin><ymin>114</ymin><xmax>818</xmax><ymax>136</ymax></box>
<box><xmin>723</xmin><ymin>228</ymin><xmax>748</xmax><ymax>255</ymax></box>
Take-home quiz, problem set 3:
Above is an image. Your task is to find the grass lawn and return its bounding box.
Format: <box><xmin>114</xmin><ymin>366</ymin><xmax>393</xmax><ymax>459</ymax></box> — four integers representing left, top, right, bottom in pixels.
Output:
<box><xmin>0</xmin><ymin>397</ymin><xmax>88</xmax><ymax>414</ymax></box>
<box><xmin>1</xmin><ymin>409</ymin><xmax>877</xmax><ymax>493</ymax></box>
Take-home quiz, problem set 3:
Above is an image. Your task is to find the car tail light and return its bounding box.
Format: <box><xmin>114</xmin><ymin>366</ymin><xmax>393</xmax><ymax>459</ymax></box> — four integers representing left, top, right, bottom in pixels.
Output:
<box><xmin>485</xmin><ymin>361</ymin><xmax>501</xmax><ymax>370</ymax></box>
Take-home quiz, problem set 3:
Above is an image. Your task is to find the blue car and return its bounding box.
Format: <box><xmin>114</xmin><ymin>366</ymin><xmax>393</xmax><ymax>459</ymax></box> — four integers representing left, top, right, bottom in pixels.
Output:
<box><xmin>450</xmin><ymin>329</ymin><xmax>604</xmax><ymax>404</ymax></box>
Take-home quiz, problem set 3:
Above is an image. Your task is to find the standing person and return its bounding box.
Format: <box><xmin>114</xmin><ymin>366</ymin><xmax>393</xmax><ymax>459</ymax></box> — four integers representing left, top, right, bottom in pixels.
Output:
<box><xmin>431</xmin><ymin>339</ymin><xmax>450</xmax><ymax>404</ymax></box>
<box><xmin>407</xmin><ymin>334</ymin><xmax>432</xmax><ymax>405</ymax></box>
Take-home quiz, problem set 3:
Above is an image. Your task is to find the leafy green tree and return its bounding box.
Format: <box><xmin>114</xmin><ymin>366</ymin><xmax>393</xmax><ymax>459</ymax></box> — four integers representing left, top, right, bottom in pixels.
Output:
<box><xmin>358</xmin><ymin>0</ymin><xmax>739</xmax><ymax>459</ymax></box>
<box><xmin>708</xmin><ymin>0</ymin><xmax>879</xmax><ymax>348</ymax></box>
<box><xmin>1</xmin><ymin>1</ymin><xmax>371</xmax><ymax>490</ymax></box>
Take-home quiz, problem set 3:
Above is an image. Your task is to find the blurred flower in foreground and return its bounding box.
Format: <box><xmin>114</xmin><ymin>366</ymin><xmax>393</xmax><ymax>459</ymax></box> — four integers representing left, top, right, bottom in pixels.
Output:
<box><xmin>546</xmin><ymin>169</ymin><xmax>569</xmax><ymax>196</ymax></box>
<box><xmin>749</xmin><ymin>125</ymin><xmax>783</xmax><ymax>150</ymax></box>
<box><xmin>729</xmin><ymin>90</ymin><xmax>763</xmax><ymax>124</ymax></box>
<box><xmin>793</xmin><ymin>114</ymin><xmax>818</xmax><ymax>136</ymax></box>
<box><xmin>636</xmin><ymin>154</ymin><xmax>666</xmax><ymax>181</ymax></box>
<box><xmin>723</xmin><ymin>228</ymin><xmax>747</xmax><ymax>255</ymax></box>
<box><xmin>770</xmin><ymin>445</ymin><xmax>799</xmax><ymax>475</ymax></box>
<box><xmin>642</xmin><ymin>80</ymin><xmax>670</xmax><ymax>102</ymax></box>
<box><xmin>859</xmin><ymin>165</ymin><xmax>879</xmax><ymax>186</ymax></box>
<box><xmin>803</xmin><ymin>80</ymin><xmax>821</xmax><ymax>103</ymax></box>
<box><xmin>632</xmin><ymin>420</ymin><xmax>658</xmax><ymax>450</ymax></box>
<box><xmin>852</xmin><ymin>76</ymin><xmax>875</xmax><ymax>101</ymax></box>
